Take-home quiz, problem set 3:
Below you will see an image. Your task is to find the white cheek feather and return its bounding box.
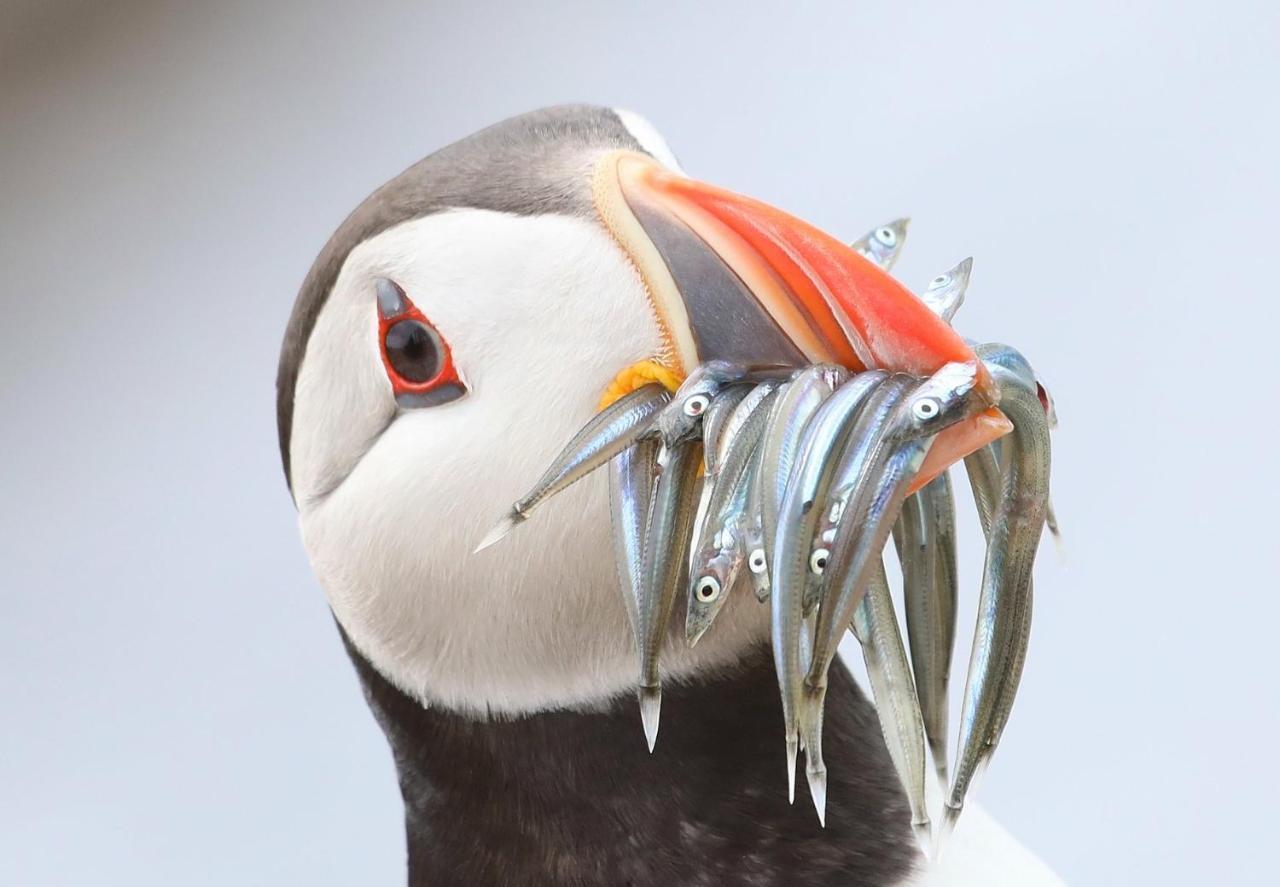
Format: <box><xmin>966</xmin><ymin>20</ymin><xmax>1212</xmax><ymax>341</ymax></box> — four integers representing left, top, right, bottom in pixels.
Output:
<box><xmin>292</xmin><ymin>209</ymin><xmax>769</xmax><ymax>715</ymax></box>
<box><xmin>615</xmin><ymin>108</ymin><xmax>685</xmax><ymax>173</ymax></box>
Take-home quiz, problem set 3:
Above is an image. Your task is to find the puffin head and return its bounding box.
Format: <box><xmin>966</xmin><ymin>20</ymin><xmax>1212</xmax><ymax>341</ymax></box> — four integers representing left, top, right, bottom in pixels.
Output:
<box><xmin>278</xmin><ymin>105</ymin><xmax>999</xmax><ymax>716</ymax></box>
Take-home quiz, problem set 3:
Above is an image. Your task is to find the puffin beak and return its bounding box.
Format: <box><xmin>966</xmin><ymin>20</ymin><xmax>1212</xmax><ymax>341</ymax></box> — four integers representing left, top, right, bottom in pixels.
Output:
<box><xmin>593</xmin><ymin>151</ymin><xmax>1007</xmax><ymax>486</ymax></box>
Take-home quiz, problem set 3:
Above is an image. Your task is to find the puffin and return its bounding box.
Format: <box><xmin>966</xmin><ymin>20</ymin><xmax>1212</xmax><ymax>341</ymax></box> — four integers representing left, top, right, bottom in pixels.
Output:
<box><xmin>276</xmin><ymin>105</ymin><xmax>1060</xmax><ymax>886</ymax></box>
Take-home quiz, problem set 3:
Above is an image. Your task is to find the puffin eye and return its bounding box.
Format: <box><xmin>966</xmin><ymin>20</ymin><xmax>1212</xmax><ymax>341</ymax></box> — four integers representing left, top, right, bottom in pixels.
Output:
<box><xmin>385</xmin><ymin>320</ymin><xmax>442</xmax><ymax>382</ymax></box>
<box><xmin>375</xmin><ymin>278</ymin><xmax>466</xmax><ymax>408</ymax></box>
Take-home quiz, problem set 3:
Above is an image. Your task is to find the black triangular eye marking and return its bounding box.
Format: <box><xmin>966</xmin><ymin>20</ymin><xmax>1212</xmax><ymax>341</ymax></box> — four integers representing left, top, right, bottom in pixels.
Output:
<box><xmin>376</xmin><ymin>278</ymin><xmax>408</xmax><ymax>318</ymax></box>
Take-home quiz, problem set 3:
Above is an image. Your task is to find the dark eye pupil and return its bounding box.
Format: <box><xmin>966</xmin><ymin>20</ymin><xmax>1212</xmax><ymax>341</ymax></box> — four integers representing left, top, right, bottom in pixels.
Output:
<box><xmin>385</xmin><ymin>319</ymin><xmax>441</xmax><ymax>383</ymax></box>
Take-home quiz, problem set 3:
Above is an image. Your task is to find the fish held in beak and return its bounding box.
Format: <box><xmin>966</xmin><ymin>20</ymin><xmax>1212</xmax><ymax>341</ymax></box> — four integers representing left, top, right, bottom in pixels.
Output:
<box><xmin>592</xmin><ymin>151</ymin><xmax>1003</xmax><ymax>483</ymax></box>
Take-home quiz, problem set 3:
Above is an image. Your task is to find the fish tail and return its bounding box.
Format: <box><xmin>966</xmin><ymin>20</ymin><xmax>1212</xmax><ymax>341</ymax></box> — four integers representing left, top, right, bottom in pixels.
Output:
<box><xmin>473</xmin><ymin>509</ymin><xmax>524</xmax><ymax>552</ymax></box>
<box><xmin>785</xmin><ymin>731</ymin><xmax>798</xmax><ymax>804</ymax></box>
<box><xmin>638</xmin><ymin>684</ymin><xmax>662</xmax><ymax>753</ymax></box>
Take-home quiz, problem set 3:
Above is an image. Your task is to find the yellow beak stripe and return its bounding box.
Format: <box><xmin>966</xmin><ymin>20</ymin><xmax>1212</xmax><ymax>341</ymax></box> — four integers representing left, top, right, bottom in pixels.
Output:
<box><xmin>597</xmin><ymin>360</ymin><xmax>683</xmax><ymax>410</ymax></box>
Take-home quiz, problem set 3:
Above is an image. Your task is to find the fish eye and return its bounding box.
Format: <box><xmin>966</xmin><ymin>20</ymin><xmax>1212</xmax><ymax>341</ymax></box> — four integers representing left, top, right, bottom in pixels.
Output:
<box><xmin>683</xmin><ymin>393</ymin><xmax>711</xmax><ymax>417</ymax></box>
<box><xmin>932</xmin><ymin>273</ymin><xmax>950</xmax><ymax>288</ymax></box>
<box><xmin>875</xmin><ymin>227</ymin><xmax>896</xmax><ymax>247</ymax></box>
<box><xmin>695</xmin><ymin>576</ymin><xmax>721</xmax><ymax>602</ymax></box>
<box><xmin>748</xmin><ymin>549</ymin><xmax>767</xmax><ymax>574</ymax></box>
<box><xmin>376</xmin><ymin>278</ymin><xmax>466</xmax><ymax>408</ymax></box>
<box><xmin>912</xmin><ymin>397</ymin><xmax>941</xmax><ymax>422</ymax></box>
<box><xmin>809</xmin><ymin>548</ymin><xmax>829</xmax><ymax>575</ymax></box>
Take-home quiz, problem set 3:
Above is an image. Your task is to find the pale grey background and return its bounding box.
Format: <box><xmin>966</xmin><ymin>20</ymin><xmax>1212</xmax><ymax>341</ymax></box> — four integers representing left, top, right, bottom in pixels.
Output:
<box><xmin>2</xmin><ymin>1</ymin><xmax>1276</xmax><ymax>884</ymax></box>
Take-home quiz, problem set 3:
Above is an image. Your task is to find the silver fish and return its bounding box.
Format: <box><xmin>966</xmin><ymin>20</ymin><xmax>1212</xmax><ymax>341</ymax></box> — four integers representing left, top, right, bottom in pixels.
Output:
<box><xmin>798</xmin><ymin>380</ymin><xmax>926</xmax><ymax>826</ymax></box>
<box><xmin>851</xmin><ymin>217</ymin><xmax>910</xmax><ymax>271</ymax></box>
<box><xmin>739</xmin><ymin>380</ymin><xmax>792</xmax><ymax>603</ymax></box>
<box><xmin>686</xmin><ymin>391</ymin><xmax>777</xmax><ymax>645</ymax></box>
<box><xmin>771</xmin><ymin>371</ymin><xmax>884</xmax><ymax>814</ymax></box>
<box><xmin>800</xmin><ymin>372</ymin><xmax>890</xmax><ymax>617</ymax></box>
<box><xmin>850</xmin><ymin>560</ymin><xmax>932</xmax><ymax>850</ymax></box>
<box><xmin>686</xmin><ymin>539</ymin><xmax>741</xmax><ymax>646</ymax></box>
<box><xmin>804</xmin><ymin>376</ymin><xmax>915</xmax><ymax>680</ymax></box>
<box><xmin>701</xmin><ymin>381</ymin><xmax>778</xmax><ymax>542</ymax></box>
<box><xmin>700</xmin><ymin>384</ymin><xmax>751</xmax><ymax>476</ymax></box>
<box><xmin>946</xmin><ymin>346</ymin><xmax>1050</xmax><ymax>834</ymax></box>
<box><xmin>635</xmin><ymin>439</ymin><xmax>704</xmax><ymax>751</ymax></box>
<box><xmin>894</xmin><ymin>473</ymin><xmax>958</xmax><ymax>788</ymax></box>
<box><xmin>754</xmin><ymin>367</ymin><xmax>843</xmax><ymax>599</ymax></box>
<box><xmin>726</xmin><ymin>369</ymin><xmax>827</xmax><ymax>783</ymax></box>
<box><xmin>476</xmin><ymin>384</ymin><xmax>670</xmax><ymax>550</ymax></box>
<box><xmin>964</xmin><ymin>441</ymin><xmax>1003</xmax><ymax>536</ymax></box>
<box><xmin>961</xmin><ymin>431</ymin><xmax>1037</xmax><ymax>752</ymax></box>
<box><xmin>741</xmin><ymin>477</ymin><xmax>774</xmax><ymax>603</ymax></box>
<box><xmin>805</xmin><ymin>363</ymin><xmax>982</xmax><ymax>794</ymax></box>
<box><xmin>655</xmin><ymin>361</ymin><xmax>747</xmax><ymax>445</ymax></box>
<box><xmin>1033</xmin><ymin>372</ymin><xmax>1063</xmax><ymax>545</ymax></box>
<box><xmin>709</xmin><ymin>380</ymin><xmax>780</xmax><ymax>478</ymax></box>
<box><xmin>609</xmin><ymin>437</ymin><xmax>659</xmax><ymax>648</ymax></box>
<box><xmin>920</xmin><ymin>257</ymin><xmax>973</xmax><ymax>324</ymax></box>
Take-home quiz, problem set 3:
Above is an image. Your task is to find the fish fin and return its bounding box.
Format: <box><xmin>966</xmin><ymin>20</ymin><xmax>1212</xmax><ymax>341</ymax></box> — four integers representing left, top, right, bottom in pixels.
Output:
<box><xmin>473</xmin><ymin>510</ymin><xmax>524</xmax><ymax>553</ymax></box>
<box><xmin>1046</xmin><ymin>497</ymin><xmax>1068</xmax><ymax>564</ymax></box>
<box><xmin>638</xmin><ymin>685</ymin><xmax>662</xmax><ymax>753</ymax></box>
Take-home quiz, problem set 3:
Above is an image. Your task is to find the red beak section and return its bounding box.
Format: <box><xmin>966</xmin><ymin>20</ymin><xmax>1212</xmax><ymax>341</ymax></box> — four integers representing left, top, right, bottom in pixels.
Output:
<box><xmin>593</xmin><ymin>151</ymin><xmax>1006</xmax><ymax>480</ymax></box>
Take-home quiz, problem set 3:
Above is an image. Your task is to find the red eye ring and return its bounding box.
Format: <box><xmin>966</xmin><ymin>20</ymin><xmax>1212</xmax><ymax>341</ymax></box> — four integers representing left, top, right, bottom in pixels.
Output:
<box><xmin>375</xmin><ymin>278</ymin><xmax>466</xmax><ymax>408</ymax></box>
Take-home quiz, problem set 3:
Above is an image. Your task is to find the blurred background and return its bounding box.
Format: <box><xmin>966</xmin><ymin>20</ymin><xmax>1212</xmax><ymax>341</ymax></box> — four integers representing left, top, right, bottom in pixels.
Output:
<box><xmin>2</xmin><ymin>1</ymin><xmax>1276</xmax><ymax>884</ymax></box>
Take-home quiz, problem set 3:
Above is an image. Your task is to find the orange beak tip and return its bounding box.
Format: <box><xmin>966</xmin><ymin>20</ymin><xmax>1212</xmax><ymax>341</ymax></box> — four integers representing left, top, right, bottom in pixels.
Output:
<box><xmin>907</xmin><ymin>408</ymin><xmax>1012</xmax><ymax>495</ymax></box>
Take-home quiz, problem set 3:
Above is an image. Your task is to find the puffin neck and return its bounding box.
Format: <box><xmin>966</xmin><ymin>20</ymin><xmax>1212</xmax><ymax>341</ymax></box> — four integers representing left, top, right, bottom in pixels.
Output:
<box><xmin>340</xmin><ymin>628</ymin><xmax>919</xmax><ymax>887</ymax></box>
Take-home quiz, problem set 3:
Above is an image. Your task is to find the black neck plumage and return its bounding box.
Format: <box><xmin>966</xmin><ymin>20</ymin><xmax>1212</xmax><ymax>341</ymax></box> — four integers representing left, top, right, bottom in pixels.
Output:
<box><xmin>341</xmin><ymin>630</ymin><xmax>918</xmax><ymax>886</ymax></box>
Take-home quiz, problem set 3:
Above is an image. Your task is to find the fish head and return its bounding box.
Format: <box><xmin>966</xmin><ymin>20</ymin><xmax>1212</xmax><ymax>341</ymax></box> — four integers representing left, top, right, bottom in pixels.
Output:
<box><xmin>902</xmin><ymin>361</ymin><xmax>985</xmax><ymax>435</ymax></box>
<box><xmin>976</xmin><ymin>342</ymin><xmax>1058</xmax><ymax>424</ymax></box>
<box><xmin>976</xmin><ymin>342</ymin><xmax>1037</xmax><ymax>391</ymax></box>
<box><xmin>925</xmin><ymin>257</ymin><xmax>973</xmax><ymax>300</ymax></box>
<box><xmin>922</xmin><ymin>257</ymin><xmax>973</xmax><ymax>322</ymax></box>
<box><xmin>852</xmin><ymin>218</ymin><xmax>910</xmax><ymax>270</ymax></box>
<box><xmin>686</xmin><ymin>543</ymin><xmax>742</xmax><ymax>645</ymax></box>
<box><xmin>656</xmin><ymin>360</ymin><xmax>746</xmax><ymax>443</ymax></box>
